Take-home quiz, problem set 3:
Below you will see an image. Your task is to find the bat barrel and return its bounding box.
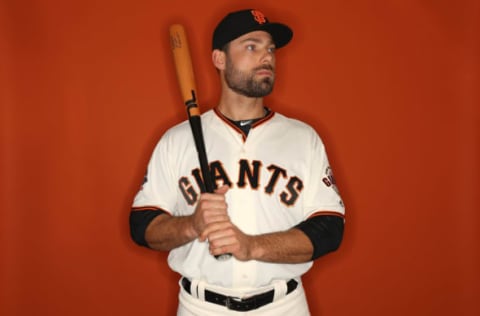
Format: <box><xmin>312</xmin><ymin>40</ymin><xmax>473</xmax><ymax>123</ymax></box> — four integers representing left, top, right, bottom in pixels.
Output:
<box><xmin>169</xmin><ymin>24</ymin><xmax>198</xmax><ymax>107</ymax></box>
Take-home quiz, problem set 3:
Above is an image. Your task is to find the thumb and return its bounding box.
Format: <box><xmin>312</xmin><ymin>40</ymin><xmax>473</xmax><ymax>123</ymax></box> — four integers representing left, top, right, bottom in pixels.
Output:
<box><xmin>214</xmin><ymin>185</ymin><xmax>229</xmax><ymax>195</ymax></box>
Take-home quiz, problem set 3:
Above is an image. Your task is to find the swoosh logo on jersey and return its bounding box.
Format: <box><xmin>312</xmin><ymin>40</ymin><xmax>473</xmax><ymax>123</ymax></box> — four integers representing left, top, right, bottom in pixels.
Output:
<box><xmin>240</xmin><ymin>120</ymin><xmax>253</xmax><ymax>126</ymax></box>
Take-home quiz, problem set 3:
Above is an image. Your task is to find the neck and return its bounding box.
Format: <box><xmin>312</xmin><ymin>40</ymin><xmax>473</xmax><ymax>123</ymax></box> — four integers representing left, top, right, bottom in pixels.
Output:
<box><xmin>217</xmin><ymin>86</ymin><xmax>266</xmax><ymax>121</ymax></box>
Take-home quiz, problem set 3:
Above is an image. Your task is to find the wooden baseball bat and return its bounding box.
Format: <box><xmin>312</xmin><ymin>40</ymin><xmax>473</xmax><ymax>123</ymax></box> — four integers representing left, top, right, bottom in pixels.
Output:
<box><xmin>169</xmin><ymin>24</ymin><xmax>232</xmax><ymax>261</ymax></box>
<box><xmin>169</xmin><ymin>24</ymin><xmax>214</xmax><ymax>194</ymax></box>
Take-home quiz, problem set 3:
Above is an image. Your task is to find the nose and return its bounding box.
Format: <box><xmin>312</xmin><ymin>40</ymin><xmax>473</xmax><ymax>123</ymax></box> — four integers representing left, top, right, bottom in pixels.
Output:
<box><xmin>261</xmin><ymin>48</ymin><xmax>274</xmax><ymax>64</ymax></box>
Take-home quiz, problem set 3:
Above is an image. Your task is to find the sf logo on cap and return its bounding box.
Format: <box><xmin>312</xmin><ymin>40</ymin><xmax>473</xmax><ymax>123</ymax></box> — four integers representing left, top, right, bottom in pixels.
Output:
<box><xmin>251</xmin><ymin>10</ymin><xmax>267</xmax><ymax>24</ymax></box>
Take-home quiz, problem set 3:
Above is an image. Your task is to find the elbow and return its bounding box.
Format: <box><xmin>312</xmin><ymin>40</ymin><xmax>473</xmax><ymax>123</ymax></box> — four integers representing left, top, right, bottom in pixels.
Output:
<box><xmin>329</xmin><ymin>219</ymin><xmax>344</xmax><ymax>252</ymax></box>
<box><xmin>328</xmin><ymin>227</ymin><xmax>343</xmax><ymax>252</ymax></box>
<box><xmin>295</xmin><ymin>214</ymin><xmax>345</xmax><ymax>260</ymax></box>
<box><xmin>311</xmin><ymin>231</ymin><xmax>343</xmax><ymax>260</ymax></box>
<box><xmin>129</xmin><ymin>209</ymin><xmax>164</xmax><ymax>248</ymax></box>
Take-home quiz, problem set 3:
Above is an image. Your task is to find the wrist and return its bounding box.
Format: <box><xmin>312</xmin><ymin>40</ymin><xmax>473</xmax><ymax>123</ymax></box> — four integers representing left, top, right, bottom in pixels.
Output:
<box><xmin>185</xmin><ymin>215</ymin><xmax>199</xmax><ymax>240</ymax></box>
<box><xmin>247</xmin><ymin>235</ymin><xmax>264</xmax><ymax>260</ymax></box>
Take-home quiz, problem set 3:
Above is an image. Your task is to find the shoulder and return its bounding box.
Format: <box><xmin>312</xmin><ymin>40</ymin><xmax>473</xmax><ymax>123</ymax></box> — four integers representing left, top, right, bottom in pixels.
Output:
<box><xmin>267</xmin><ymin>112</ymin><xmax>328</xmax><ymax>153</ymax></box>
<box><xmin>159</xmin><ymin>109</ymin><xmax>216</xmax><ymax>142</ymax></box>
<box><xmin>271</xmin><ymin>112</ymin><xmax>322</xmax><ymax>140</ymax></box>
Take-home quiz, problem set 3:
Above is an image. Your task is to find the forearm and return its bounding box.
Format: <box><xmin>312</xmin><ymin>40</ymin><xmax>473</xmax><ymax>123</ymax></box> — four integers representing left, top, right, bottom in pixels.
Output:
<box><xmin>145</xmin><ymin>214</ymin><xmax>197</xmax><ymax>251</ymax></box>
<box><xmin>207</xmin><ymin>215</ymin><xmax>344</xmax><ymax>263</ymax></box>
<box><xmin>248</xmin><ymin>228</ymin><xmax>313</xmax><ymax>263</ymax></box>
<box><xmin>135</xmin><ymin>187</ymin><xmax>230</xmax><ymax>251</ymax></box>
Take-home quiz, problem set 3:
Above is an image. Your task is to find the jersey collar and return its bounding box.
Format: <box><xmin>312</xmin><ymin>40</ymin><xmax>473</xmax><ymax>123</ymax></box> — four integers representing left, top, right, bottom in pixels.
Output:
<box><xmin>213</xmin><ymin>107</ymin><xmax>275</xmax><ymax>140</ymax></box>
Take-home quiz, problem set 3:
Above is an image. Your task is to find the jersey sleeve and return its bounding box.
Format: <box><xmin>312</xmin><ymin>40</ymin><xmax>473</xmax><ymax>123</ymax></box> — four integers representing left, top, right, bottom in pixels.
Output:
<box><xmin>131</xmin><ymin>131</ymin><xmax>178</xmax><ymax>214</ymax></box>
<box><xmin>303</xmin><ymin>130</ymin><xmax>345</xmax><ymax>219</ymax></box>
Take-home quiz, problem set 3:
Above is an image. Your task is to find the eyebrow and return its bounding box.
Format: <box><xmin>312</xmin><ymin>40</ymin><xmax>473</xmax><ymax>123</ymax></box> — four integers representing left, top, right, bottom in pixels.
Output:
<box><xmin>239</xmin><ymin>37</ymin><xmax>275</xmax><ymax>46</ymax></box>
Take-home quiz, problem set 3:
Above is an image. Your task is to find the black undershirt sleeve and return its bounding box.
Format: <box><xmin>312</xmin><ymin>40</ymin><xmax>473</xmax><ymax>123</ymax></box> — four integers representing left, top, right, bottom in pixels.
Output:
<box><xmin>294</xmin><ymin>215</ymin><xmax>344</xmax><ymax>260</ymax></box>
<box><xmin>130</xmin><ymin>208</ymin><xmax>344</xmax><ymax>257</ymax></box>
<box><xmin>129</xmin><ymin>209</ymin><xmax>166</xmax><ymax>248</ymax></box>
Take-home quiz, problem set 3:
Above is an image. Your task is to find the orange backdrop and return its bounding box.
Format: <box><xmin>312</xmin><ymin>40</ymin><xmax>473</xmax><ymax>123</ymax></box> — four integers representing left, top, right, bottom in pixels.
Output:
<box><xmin>1</xmin><ymin>0</ymin><xmax>479</xmax><ymax>315</ymax></box>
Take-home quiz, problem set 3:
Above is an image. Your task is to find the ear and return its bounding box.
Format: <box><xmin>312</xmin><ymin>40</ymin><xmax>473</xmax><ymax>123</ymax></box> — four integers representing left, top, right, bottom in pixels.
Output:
<box><xmin>212</xmin><ymin>49</ymin><xmax>226</xmax><ymax>70</ymax></box>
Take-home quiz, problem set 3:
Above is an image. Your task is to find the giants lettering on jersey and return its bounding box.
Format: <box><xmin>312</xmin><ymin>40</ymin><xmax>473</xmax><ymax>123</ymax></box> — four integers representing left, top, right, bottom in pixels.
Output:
<box><xmin>179</xmin><ymin>159</ymin><xmax>304</xmax><ymax>206</ymax></box>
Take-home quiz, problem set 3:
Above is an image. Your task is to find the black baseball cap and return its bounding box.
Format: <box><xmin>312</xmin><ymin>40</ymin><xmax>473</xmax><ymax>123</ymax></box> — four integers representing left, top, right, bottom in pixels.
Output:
<box><xmin>212</xmin><ymin>9</ymin><xmax>293</xmax><ymax>50</ymax></box>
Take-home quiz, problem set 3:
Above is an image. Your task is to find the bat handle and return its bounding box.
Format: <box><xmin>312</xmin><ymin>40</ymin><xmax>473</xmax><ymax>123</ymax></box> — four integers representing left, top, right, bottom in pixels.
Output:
<box><xmin>187</xmin><ymin>107</ymin><xmax>231</xmax><ymax>260</ymax></box>
<box><xmin>191</xmin><ymin>114</ymin><xmax>231</xmax><ymax>260</ymax></box>
<box><xmin>187</xmin><ymin>109</ymin><xmax>215</xmax><ymax>193</ymax></box>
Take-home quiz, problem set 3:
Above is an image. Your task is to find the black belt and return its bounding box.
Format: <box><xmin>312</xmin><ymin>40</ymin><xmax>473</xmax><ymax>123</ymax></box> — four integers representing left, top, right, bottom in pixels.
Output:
<box><xmin>181</xmin><ymin>278</ymin><xmax>298</xmax><ymax>312</ymax></box>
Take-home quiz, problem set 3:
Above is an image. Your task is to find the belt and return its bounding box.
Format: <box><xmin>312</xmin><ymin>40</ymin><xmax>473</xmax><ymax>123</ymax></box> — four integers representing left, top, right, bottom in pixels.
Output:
<box><xmin>181</xmin><ymin>278</ymin><xmax>298</xmax><ymax>312</ymax></box>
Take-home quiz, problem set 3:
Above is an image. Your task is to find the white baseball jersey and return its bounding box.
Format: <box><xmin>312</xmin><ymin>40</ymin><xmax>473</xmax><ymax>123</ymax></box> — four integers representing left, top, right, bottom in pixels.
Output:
<box><xmin>132</xmin><ymin>108</ymin><xmax>345</xmax><ymax>290</ymax></box>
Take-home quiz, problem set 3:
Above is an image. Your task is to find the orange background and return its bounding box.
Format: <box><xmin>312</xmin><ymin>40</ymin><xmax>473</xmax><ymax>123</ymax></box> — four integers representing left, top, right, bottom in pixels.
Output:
<box><xmin>1</xmin><ymin>0</ymin><xmax>479</xmax><ymax>315</ymax></box>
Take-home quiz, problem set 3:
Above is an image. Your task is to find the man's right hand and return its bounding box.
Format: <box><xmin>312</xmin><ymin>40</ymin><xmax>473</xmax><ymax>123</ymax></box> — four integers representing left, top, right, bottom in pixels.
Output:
<box><xmin>191</xmin><ymin>185</ymin><xmax>230</xmax><ymax>242</ymax></box>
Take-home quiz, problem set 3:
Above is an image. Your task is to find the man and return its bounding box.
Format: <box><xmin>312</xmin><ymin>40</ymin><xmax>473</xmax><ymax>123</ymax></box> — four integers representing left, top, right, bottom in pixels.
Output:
<box><xmin>130</xmin><ymin>9</ymin><xmax>345</xmax><ymax>315</ymax></box>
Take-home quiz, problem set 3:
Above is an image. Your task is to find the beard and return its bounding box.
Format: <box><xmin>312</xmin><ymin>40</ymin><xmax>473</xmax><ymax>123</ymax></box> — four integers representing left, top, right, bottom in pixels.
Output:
<box><xmin>224</xmin><ymin>58</ymin><xmax>275</xmax><ymax>98</ymax></box>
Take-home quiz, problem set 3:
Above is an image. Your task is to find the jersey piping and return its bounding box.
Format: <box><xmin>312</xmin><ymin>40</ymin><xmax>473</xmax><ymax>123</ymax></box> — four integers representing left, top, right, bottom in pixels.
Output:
<box><xmin>213</xmin><ymin>107</ymin><xmax>275</xmax><ymax>142</ymax></box>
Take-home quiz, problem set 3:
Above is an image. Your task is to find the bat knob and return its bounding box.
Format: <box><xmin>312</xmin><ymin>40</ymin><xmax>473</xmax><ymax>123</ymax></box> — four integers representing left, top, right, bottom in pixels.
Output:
<box><xmin>215</xmin><ymin>253</ymin><xmax>232</xmax><ymax>261</ymax></box>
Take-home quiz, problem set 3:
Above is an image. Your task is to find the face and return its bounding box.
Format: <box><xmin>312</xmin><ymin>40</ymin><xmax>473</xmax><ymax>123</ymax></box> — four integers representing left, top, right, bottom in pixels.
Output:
<box><xmin>222</xmin><ymin>31</ymin><xmax>276</xmax><ymax>98</ymax></box>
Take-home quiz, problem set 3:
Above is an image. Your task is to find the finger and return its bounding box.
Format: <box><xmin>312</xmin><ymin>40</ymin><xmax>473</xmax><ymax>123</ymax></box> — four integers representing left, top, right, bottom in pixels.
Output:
<box><xmin>214</xmin><ymin>185</ymin><xmax>229</xmax><ymax>195</ymax></box>
<box><xmin>200</xmin><ymin>221</ymin><xmax>232</xmax><ymax>241</ymax></box>
<box><xmin>195</xmin><ymin>199</ymin><xmax>228</xmax><ymax>217</ymax></box>
<box><xmin>199</xmin><ymin>192</ymin><xmax>226</xmax><ymax>202</ymax></box>
<box><xmin>201</xmin><ymin>200</ymin><xmax>228</xmax><ymax>212</ymax></box>
<box><xmin>200</xmin><ymin>214</ymin><xmax>230</xmax><ymax>229</ymax></box>
<box><xmin>209</xmin><ymin>235</ymin><xmax>238</xmax><ymax>255</ymax></box>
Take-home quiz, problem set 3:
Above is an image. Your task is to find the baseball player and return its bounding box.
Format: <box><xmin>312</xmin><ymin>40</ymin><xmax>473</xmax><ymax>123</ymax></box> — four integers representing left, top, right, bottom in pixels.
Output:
<box><xmin>130</xmin><ymin>9</ymin><xmax>345</xmax><ymax>315</ymax></box>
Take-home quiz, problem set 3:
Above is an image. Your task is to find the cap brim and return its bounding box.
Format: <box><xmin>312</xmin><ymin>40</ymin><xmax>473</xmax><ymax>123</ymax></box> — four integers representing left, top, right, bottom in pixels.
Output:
<box><xmin>258</xmin><ymin>23</ymin><xmax>293</xmax><ymax>48</ymax></box>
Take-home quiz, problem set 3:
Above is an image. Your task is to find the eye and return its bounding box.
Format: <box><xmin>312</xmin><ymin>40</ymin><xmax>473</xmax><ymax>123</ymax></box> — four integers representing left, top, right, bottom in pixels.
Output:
<box><xmin>268</xmin><ymin>46</ymin><xmax>276</xmax><ymax>53</ymax></box>
<box><xmin>246</xmin><ymin>44</ymin><xmax>255</xmax><ymax>51</ymax></box>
